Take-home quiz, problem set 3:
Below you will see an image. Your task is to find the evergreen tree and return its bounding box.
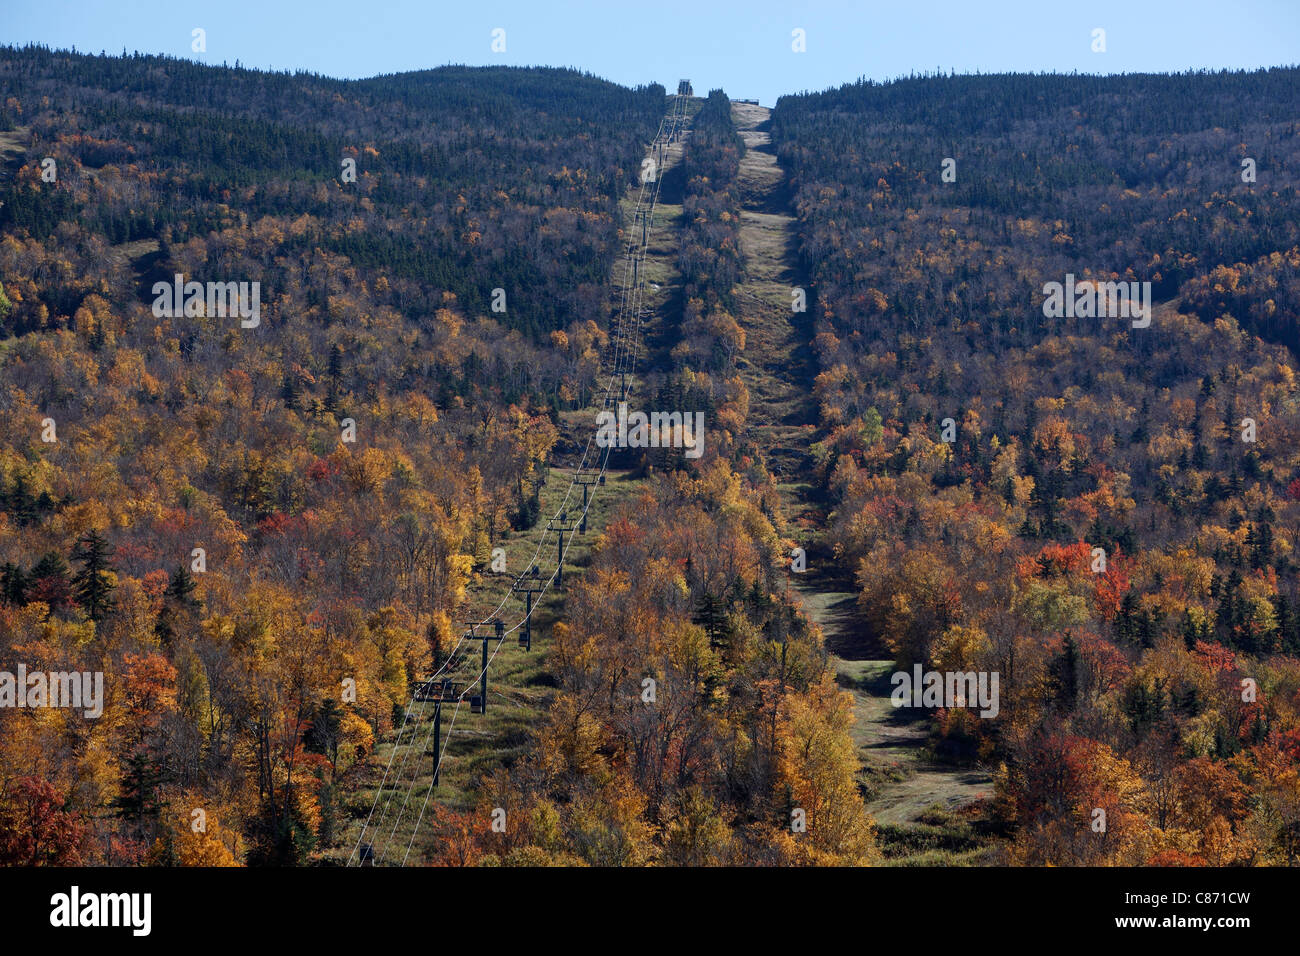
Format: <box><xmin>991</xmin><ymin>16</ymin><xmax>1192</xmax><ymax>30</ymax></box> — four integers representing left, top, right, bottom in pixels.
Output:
<box><xmin>303</xmin><ymin>698</ymin><xmax>343</xmax><ymax>769</ymax></box>
<box><xmin>70</xmin><ymin>529</ymin><xmax>116</xmax><ymax>623</ymax></box>
<box><xmin>30</xmin><ymin>551</ymin><xmax>72</xmax><ymax>610</ymax></box>
<box><xmin>114</xmin><ymin>749</ymin><xmax>166</xmax><ymax>834</ymax></box>
<box><xmin>1049</xmin><ymin>633</ymin><xmax>1080</xmax><ymax>712</ymax></box>
<box><xmin>165</xmin><ymin>563</ymin><xmax>200</xmax><ymax>608</ymax></box>
<box><xmin>0</xmin><ymin>562</ymin><xmax>27</xmax><ymax>606</ymax></box>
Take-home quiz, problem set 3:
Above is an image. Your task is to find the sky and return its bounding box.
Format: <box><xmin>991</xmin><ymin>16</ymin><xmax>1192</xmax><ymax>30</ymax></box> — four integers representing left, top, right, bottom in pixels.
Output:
<box><xmin>2</xmin><ymin>0</ymin><xmax>1298</xmax><ymax>106</ymax></box>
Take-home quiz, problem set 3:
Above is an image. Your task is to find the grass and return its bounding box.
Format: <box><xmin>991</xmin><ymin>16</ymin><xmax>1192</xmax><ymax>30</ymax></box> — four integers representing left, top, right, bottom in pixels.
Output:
<box><xmin>331</xmin><ymin>464</ymin><xmax>648</xmax><ymax>865</ymax></box>
<box><xmin>719</xmin><ymin>105</ymin><xmax>1004</xmax><ymax>866</ymax></box>
<box><xmin>332</xmin><ymin>108</ymin><xmax>695</xmax><ymax>866</ymax></box>
<box><xmin>331</xmin><ymin>96</ymin><xmax>1002</xmax><ymax>867</ymax></box>
<box><xmin>875</xmin><ymin>806</ymin><xmax>1000</xmax><ymax>866</ymax></box>
<box><xmin>0</xmin><ymin>127</ymin><xmax>28</xmax><ymax>164</ymax></box>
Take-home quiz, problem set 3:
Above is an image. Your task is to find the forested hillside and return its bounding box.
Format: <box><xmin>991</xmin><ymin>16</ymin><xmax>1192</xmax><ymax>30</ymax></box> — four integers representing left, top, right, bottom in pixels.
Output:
<box><xmin>0</xmin><ymin>48</ymin><xmax>872</xmax><ymax>869</ymax></box>
<box><xmin>0</xmin><ymin>46</ymin><xmax>665</xmax><ymax>338</ymax></box>
<box><xmin>6</xmin><ymin>44</ymin><xmax>1300</xmax><ymax>870</ymax></box>
<box><xmin>418</xmin><ymin>462</ymin><xmax>875</xmax><ymax>866</ymax></box>
<box><xmin>772</xmin><ymin>69</ymin><xmax>1300</xmax><ymax>864</ymax></box>
<box><xmin>0</xmin><ymin>46</ymin><xmax>663</xmax><ymax>864</ymax></box>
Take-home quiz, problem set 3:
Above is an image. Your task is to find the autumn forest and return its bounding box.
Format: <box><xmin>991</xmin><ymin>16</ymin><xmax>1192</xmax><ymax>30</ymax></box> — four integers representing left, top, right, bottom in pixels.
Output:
<box><xmin>2</xmin><ymin>41</ymin><xmax>1300</xmax><ymax>876</ymax></box>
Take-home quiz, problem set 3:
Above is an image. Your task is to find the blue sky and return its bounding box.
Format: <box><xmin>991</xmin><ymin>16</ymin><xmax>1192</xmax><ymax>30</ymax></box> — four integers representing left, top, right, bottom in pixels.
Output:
<box><xmin>3</xmin><ymin>0</ymin><xmax>1297</xmax><ymax>105</ymax></box>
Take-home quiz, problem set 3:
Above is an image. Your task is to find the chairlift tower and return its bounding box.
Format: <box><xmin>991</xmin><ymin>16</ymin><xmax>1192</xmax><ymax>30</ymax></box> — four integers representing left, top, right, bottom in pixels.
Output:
<box><xmin>413</xmin><ymin>677</ymin><xmax>458</xmax><ymax>785</ymax></box>
<box><xmin>547</xmin><ymin>512</ymin><xmax>580</xmax><ymax>588</ymax></box>
<box><xmin>462</xmin><ymin>619</ymin><xmax>504</xmax><ymax>714</ymax></box>
<box><xmin>574</xmin><ymin>472</ymin><xmax>604</xmax><ymax>533</ymax></box>
<box><xmin>510</xmin><ymin>565</ymin><xmax>545</xmax><ymax>651</ymax></box>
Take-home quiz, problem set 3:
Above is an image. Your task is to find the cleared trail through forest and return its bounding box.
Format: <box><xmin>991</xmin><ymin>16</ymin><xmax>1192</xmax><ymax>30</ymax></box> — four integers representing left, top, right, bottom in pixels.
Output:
<box><xmin>0</xmin><ymin>126</ymin><xmax>163</xmax><ymax>278</ymax></box>
<box><xmin>0</xmin><ymin>127</ymin><xmax>27</xmax><ymax>180</ymax></box>
<box><xmin>343</xmin><ymin>97</ymin><xmax>693</xmax><ymax>866</ymax></box>
<box><xmin>728</xmin><ymin>102</ymin><xmax>991</xmax><ymax>829</ymax></box>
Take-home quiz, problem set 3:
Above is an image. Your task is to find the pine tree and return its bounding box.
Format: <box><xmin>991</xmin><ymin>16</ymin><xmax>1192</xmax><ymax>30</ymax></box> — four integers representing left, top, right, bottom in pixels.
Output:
<box><xmin>165</xmin><ymin>563</ymin><xmax>200</xmax><ymax>608</ymax></box>
<box><xmin>114</xmin><ymin>749</ymin><xmax>166</xmax><ymax>832</ymax></box>
<box><xmin>154</xmin><ymin>603</ymin><xmax>176</xmax><ymax>649</ymax></box>
<box><xmin>30</xmin><ymin>551</ymin><xmax>72</xmax><ymax>610</ymax></box>
<box><xmin>71</xmin><ymin>529</ymin><xmax>116</xmax><ymax>623</ymax></box>
<box><xmin>1049</xmin><ymin>634</ymin><xmax>1080</xmax><ymax>712</ymax></box>
<box><xmin>280</xmin><ymin>371</ymin><xmax>300</xmax><ymax>410</ymax></box>
<box><xmin>5</xmin><ymin>473</ymin><xmax>37</xmax><ymax>526</ymax></box>
<box><xmin>303</xmin><ymin>698</ymin><xmax>342</xmax><ymax>769</ymax></box>
<box><xmin>1276</xmin><ymin>593</ymin><xmax>1300</xmax><ymax>654</ymax></box>
<box><xmin>326</xmin><ymin>346</ymin><xmax>344</xmax><ymax>414</ymax></box>
<box><xmin>1116</xmin><ymin>591</ymin><xmax>1141</xmax><ymax>645</ymax></box>
<box><xmin>0</xmin><ymin>562</ymin><xmax>27</xmax><ymax>606</ymax></box>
